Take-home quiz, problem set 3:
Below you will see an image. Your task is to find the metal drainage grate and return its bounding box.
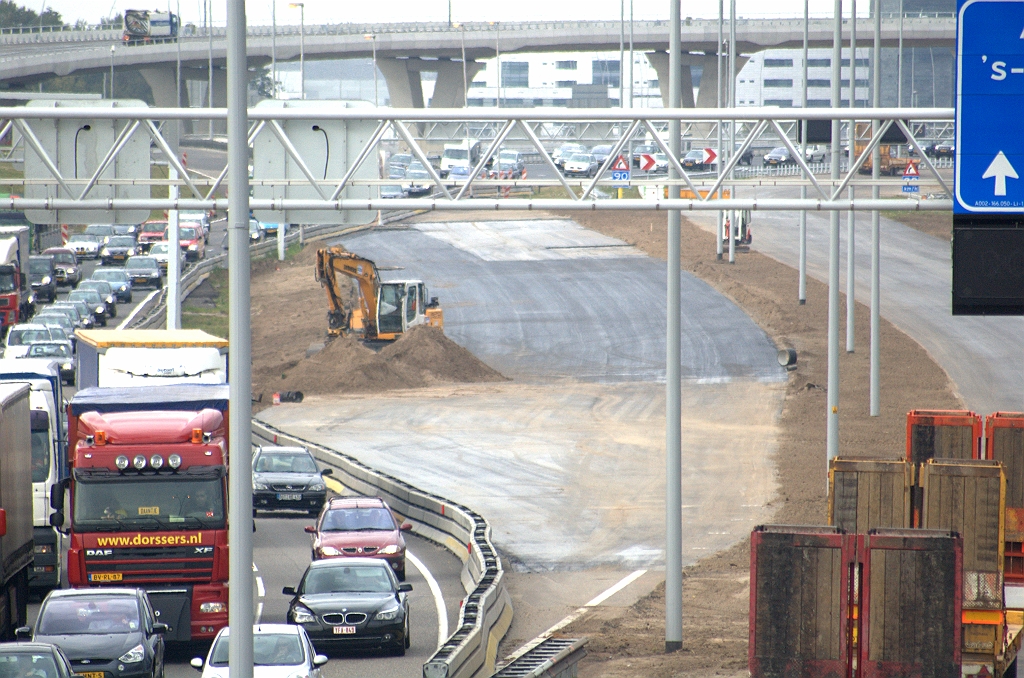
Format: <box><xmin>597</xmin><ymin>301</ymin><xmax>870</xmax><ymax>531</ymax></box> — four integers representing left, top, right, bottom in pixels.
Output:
<box><xmin>493</xmin><ymin>637</ymin><xmax>588</xmax><ymax>678</ymax></box>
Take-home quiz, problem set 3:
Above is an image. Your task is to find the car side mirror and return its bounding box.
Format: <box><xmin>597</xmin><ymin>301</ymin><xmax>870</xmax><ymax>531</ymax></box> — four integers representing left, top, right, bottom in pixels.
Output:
<box><xmin>399</xmin><ymin>584</ymin><xmax>413</xmax><ymax>593</ymax></box>
<box><xmin>49</xmin><ymin>511</ymin><xmax>64</xmax><ymax>528</ymax></box>
<box><xmin>152</xmin><ymin>623</ymin><xmax>168</xmax><ymax>635</ymax></box>
<box><xmin>312</xmin><ymin>655</ymin><xmax>328</xmax><ymax>667</ymax></box>
<box><xmin>320</xmin><ymin>468</ymin><xmax>332</xmax><ymax>476</ymax></box>
<box><xmin>14</xmin><ymin>626</ymin><xmax>31</xmax><ymax>640</ymax></box>
<box><xmin>400</xmin><ymin>522</ymin><xmax>412</xmax><ymax>532</ymax></box>
<box><xmin>282</xmin><ymin>586</ymin><xmax>296</xmax><ymax>596</ymax></box>
<box><xmin>304</xmin><ymin>525</ymin><xmax>316</xmax><ymax>534</ymax></box>
<box><xmin>189</xmin><ymin>658</ymin><xmax>204</xmax><ymax>671</ymax></box>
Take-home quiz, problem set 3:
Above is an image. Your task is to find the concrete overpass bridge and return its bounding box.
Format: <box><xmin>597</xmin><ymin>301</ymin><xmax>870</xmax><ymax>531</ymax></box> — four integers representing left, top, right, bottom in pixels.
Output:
<box><xmin>0</xmin><ymin>16</ymin><xmax>953</xmax><ymax>110</ymax></box>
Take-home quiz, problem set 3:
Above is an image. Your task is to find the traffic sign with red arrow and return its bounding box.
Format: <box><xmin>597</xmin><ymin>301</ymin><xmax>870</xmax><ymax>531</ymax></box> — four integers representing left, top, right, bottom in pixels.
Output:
<box><xmin>640</xmin><ymin>154</ymin><xmax>656</xmax><ymax>171</ymax></box>
<box><xmin>611</xmin><ymin>155</ymin><xmax>630</xmax><ymax>171</ymax></box>
<box><xmin>702</xmin><ymin>148</ymin><xmax>717</xmax><ymax>165</ymax></box>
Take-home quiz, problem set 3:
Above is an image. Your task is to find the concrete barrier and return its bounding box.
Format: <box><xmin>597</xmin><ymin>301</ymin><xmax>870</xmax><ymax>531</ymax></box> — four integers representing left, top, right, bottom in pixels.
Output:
<box><xmin>250</xmin><ymin>420</ymin><xmax>513</xmax><ymax>678</ymax></box>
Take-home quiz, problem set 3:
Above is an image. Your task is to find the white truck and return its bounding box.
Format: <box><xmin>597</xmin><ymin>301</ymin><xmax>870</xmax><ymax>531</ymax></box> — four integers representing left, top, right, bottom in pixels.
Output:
<box><xmin>75</xmin><ymin>329</ymin><xmax>228</xmax><ymax>388</ymax></box>
<box><xmin>122</xmin><ymin>9</ymin><xmax>179</xmax><ymax>42</ymax></box>
<box><xmin>440</xmin><ymin>140</ymin><xmax>482</xmax><ymax>178</ymax></box>
<box><xmin>0</xmin><ymin>360</ymin><xmax>64</xmax><ymax>593</ymax></box>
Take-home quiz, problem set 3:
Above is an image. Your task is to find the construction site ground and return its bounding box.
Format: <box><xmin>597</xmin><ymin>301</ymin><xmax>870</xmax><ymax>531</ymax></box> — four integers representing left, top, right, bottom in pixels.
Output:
<box><xmin>236</xmin><ymin>209</ymin><xmax>959</xmax><ymax>677</ymax></box>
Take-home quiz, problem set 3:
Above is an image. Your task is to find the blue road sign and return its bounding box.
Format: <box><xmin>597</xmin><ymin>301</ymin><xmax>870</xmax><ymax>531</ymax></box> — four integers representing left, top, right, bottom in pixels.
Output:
<box><xmin>956</xmin><ymin>0</ymin><xmax>1024</xmax><ymax>213</ymax></box>
<box><xmin>903</xmin><ymin>184</ymin><xmax>920</xmax><ymax>193</ymax></box>
<box><xmin>612</xmin><ymin>169</ymin><xmax>630</xmax><ymax>188</ymax></box>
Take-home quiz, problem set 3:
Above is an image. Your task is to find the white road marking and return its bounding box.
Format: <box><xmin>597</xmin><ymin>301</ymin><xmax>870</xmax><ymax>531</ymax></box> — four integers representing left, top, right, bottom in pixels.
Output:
<box><xmin>256</xmin><ymin>602</ymin><xmax>264</xmax><ymax>625</ymax></box>
<box><xmin>116</xmin><ymin>289</ymin><xmax>160</xmax><ymax>329</ymax></box>
<box><xmin>252</xmin><ymin>563</ymin><xmax>258</xmax><ymax>572</ymax></box>
<box><xmin>256</xmin><ymin>576</ymin><xmax>265</xmax><ymax>597</ymax></box>
<box><xmin>406</xmin><ymin>550</ymin><xmax>447</xmax><ymax>650</ymax></box>
<box><xmin>504</xmin><ymin>569</ymin><xmax>648</xmax><ymax>666</ymax></box>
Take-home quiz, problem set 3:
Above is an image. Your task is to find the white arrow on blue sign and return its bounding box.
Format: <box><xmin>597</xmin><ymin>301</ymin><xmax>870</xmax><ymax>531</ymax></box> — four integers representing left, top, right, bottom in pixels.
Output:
<box><xmin>955</xmin><ymin>0</ymin><xmax>1024</xmax><ymax>213</ymax></box>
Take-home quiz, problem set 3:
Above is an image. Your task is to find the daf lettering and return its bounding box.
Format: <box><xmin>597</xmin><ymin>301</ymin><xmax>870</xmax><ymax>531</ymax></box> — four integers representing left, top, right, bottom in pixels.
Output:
<box><xmin>86</xmin><ymin>549</ymin><xmax>113</xmax><ymax>557</ymax></box>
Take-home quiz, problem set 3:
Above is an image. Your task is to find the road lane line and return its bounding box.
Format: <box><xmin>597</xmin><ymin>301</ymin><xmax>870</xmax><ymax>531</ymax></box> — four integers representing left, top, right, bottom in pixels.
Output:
<box><xmin>583</xmin><ymin>569</ymin><xmax>647</xmax><ymax>608</ymax></box>
<box><xmin>256</xmin><ymin>576</ymin><xmax>265</xmax><ymax>597</ymax></box>
<box><xmin>256</xmin><ymin>602</ymin><xmax>264</xmax><ymax>625</ymax></box>
<box><xmin>406</xmin><ymin>550</ymin><xmax>447</xmax><ymax>650</ymax></box>
<box><xmin>505</xmin><ymin>569</ymin><xmax>648</xmax><ymax>665</ymax></box>
<box><xmin>117</xmin><ymin>289</ymin><xmax>160</xmax><ymax>329</ymax></box>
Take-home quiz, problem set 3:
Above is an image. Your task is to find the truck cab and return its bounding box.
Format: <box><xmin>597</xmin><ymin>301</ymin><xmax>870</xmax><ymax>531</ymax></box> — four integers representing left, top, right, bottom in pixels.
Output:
<box><xmin>0</xmin><ymin>359</ymin><xmax>67</xmax><ymax>592</ymax></box>
<box><xmin>0</xmin><ymin>226</ymin><xmax>32</xmax><ymax>330</ymax></box>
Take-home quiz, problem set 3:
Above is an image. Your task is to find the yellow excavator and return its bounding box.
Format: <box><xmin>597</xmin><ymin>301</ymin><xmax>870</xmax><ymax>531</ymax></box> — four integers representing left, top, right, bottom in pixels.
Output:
<box><xmin>314</xmin><ymin>246</ymin><xmax>444</xmax><ymax>341</ymax></box>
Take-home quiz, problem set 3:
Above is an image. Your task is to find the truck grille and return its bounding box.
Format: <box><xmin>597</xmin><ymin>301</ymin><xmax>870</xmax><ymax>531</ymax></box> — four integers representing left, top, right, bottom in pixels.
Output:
<box><xmin>85</xmin><ymin>545</ymin><xmax>214</xmax><ymax>584</ymax></box>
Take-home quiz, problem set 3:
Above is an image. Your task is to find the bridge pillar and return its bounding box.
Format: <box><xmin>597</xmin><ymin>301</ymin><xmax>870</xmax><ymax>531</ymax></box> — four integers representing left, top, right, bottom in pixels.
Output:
<box><xmin>646</xmin><ymin>51</ymin><xmax>749</xmax><ymax>110</ymax></box>
<box><xmin>430</xmin><ymin>59</ymin><xmax>484</xmax><ymax>108</ymax></box>
<box><xmin>137</xmin><ymin>65</ymin><xmax>186</xmax><ymax>149</ymax></box>
<box><xmin>377</xmin><ymin>58</ymin><xmax>425</xmax><ymax>109</ymax></box>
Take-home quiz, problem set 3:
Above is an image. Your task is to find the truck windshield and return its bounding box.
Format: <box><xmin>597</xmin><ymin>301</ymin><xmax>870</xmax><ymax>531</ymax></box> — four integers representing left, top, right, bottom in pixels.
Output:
<box><xmin>31</xmin><ymin>411</ymin><xmax>49</xmax><ymax>484</ymax></box>
<box><xmin>0</xmin><ymin>267</ymin><xmax>16</xmax><ymax>293</ymax></box>
<box><xmin>73</xmin><ymin>476</ymin><xmax>225</xmax><ymax>530</ymax></box>
<box><xmin>443</xmin><ymin>149</ymin><xmax>469</xmax><ymax>160</ymax></box>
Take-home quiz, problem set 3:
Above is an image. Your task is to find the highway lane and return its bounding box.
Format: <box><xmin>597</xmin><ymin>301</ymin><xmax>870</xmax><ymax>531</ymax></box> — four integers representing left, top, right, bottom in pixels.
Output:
<box><xmin>688</xmin><ymin>183</ymin><xmax>1024</xmax><ymax>415</ymax></box>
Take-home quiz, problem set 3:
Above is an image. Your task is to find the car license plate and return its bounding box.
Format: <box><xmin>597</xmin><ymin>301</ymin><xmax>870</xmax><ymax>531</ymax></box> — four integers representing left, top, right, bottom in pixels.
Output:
<box><xmin>89</xmin><ymin>572</ymin><xmax>122</xmax><ymax>582</ymax></box>
<box><xmin>332</xmin><ymin>626</ymin><xmax>356</xmax><ymax>635</ymax></box>
<box><xmin>78</xmin><ymin>671</ymin><xmax>105</xmax><ymax>678</ymax></box>
<box><xmin>114</xmin><ymin>254</ymin><xmax>125</xmax><ymax>260</ymax></box>
<box><xmin>134</xmin><ymin>277</ymin><xmax>148</xmax><ymax>284</ymax></box>
<box><xmin>277</xmin><ymin>493</ymin><xmax>302</xmax><ymax>501</ymax></box>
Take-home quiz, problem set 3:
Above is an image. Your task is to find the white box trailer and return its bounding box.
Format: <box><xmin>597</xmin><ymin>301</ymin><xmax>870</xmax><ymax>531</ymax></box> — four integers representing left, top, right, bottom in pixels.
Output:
<box><xmin>75</xmin><ymin>329</ymin><xmax>228</xmax><ymax>388</ymax></box>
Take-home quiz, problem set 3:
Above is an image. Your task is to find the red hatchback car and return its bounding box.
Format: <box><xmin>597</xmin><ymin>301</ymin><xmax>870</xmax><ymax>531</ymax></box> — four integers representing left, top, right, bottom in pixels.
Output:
<box><xmin>305</xmin><ymin>497</ymin><xmax>412</xmax><ymax>581</ymax></box>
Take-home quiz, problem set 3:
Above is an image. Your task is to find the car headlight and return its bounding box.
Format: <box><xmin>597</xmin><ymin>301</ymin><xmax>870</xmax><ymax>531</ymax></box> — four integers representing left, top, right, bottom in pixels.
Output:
<box><xmin>291</xmin><ymin>606</ymin><xmax>315</xmax><ymax>624</ymax></box>
<box><xmin>34</xmin><ymin>544</ymin><xmax>52</xmax><ymax>554</ymax></box>
<box><xmin>377</xmin><ymin>544</ymin><xmax>401</xmax><ymax>555</ymax></box>
<box><xmin>199</xmin><ymin>602</ymin><xmax>226</xmax><ymax>613</ymax></box>
<box><xmin>188</xmin><ymin>244</ymin><xmax>198</xmax><ymax>250</ymax></box>
<box><xmin>308</xmin><ymin>483</ymin><xmax>325</xmax><ymax>492</ymax></box>
<box><xmin>119</xmin><ymin>285</ymin><xmax>127</xmax><ymax>292</ymax></box>
<box><xmin>96</xmin><ymin>306</ymin><xmax>105</xmax><ymax>314</ymax></box>
<box><xmin>118</xmin><ymin>644</ymin><xmax>145</xmax><ymax>663</ymax></box>
<box><xmin>375</xmin><ymin>603</ymin><xmax>401</xmax><ymax>621</ymax></box>
<box><xmin>41</xmin><ymin>276</ymin><xmax>51</xmax><ymax>285</ymax></box>
<box><xmin>253</xmin><ymin>481</ymin><xmax>268</xmax><ymax>490</ymax></box>
<box><xmin>68</xmin><ymin>267</ymin><xmax>77</xmax><ymax>274</ymax></box>
<box><xmin>100</xmin><ymin>249</ymin><xmax>109</xmax><ymax>256</ymax></box>
<box><xmin>106</xmin><ymin>296</ymin><xmax>115</xmax><ymax>304</ymax></box>
<box><xmin>61</xmin><ymin>362</ymin><xmax>72</xmax><ymax>371</ymax></box>
<box><xmin>319</xmin><ymin>545</ymin><xmax>341</xmax><ymax>557</ymax></box>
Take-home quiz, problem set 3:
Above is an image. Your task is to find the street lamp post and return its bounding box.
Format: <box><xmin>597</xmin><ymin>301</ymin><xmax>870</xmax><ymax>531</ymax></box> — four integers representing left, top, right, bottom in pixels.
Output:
<box><xmin>271</xmin><ymin>1</ymin><xmax>277</xmax><ymax>98</ymax></box>
<box><xmin>289</xmin><ymin>3</ymin><xmax>305</xmax><ymax>99</ymax></box>
<box><xmin>363</xmin><ymin>34</ymin><xmax>377</xmax><ymax>106</ymax></box>
<box><xmin>109</xmin><ymin>45</ymin><xmax>115</xmax><ymax>98</ymax></box>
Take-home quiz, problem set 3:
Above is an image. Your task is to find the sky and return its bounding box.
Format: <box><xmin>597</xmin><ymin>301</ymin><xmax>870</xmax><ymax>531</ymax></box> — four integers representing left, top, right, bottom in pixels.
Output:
<box><xmin>35</xmin><ymin>0</ymin><xmax>869</xmax><ymax>30</ymax></box>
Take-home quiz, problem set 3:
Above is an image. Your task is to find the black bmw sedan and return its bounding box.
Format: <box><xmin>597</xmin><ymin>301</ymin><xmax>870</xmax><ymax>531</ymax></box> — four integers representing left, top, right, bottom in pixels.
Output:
<box><xmin>283</xmin><ymin>558</ymin><xmax>411</xmax><ymax>656</ymax></box>
<box><xmin>252</xmin><ymin>445</ymin><xmax>331</xmax><ymax>516</ymax></box>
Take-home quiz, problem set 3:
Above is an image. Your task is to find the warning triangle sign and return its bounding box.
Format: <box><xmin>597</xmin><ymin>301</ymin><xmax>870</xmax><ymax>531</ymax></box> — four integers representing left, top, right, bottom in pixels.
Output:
<box><xmin>903</xmin><ymin>162</ymin><xmax>920</xmax><ymax>178</ymax></box>
<box><xmin>612</xmin><ymin>155</ymin><xmax>630</xmax><ymax>171</ymax></box>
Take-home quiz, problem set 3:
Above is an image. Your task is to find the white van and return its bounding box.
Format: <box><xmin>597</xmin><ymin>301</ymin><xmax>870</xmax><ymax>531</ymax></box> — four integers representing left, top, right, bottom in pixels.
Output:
<box><xmin>440</xmin><ymin>140</ymin><xmax>482</xmax><ymax>177</ymax></box>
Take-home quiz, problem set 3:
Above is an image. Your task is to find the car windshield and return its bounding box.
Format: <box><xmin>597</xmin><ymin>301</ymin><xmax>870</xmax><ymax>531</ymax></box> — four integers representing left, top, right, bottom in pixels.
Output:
<box><xmin>150</xmin><ymin>243</ymin><xmax>170</xmax><ymax>254</ymax></box>
<box><xmin>0</xmin><ymin>652</ymin><xmax>60</xmax><ymax>678</ymax></box>
<box><xmin>210</xmin><ymin>632</ymin><xmax>304</xmax><ymax>667</ymax></box>
<box><xmin>6</xmin><ymin>328</ymin><xmax>50</xmax><ymax>346</ymax></box>
<box><xmin>27</xmin><ymin>343</ymin><xmax>70</xmax><ymax>358</ymax></box>
<box><xmin>254</xmin><ymin>452</ymin><xmax>317</xmax><ymax>473</ymax></box>
<box><xmin>92</xmin><ymin>269</ymin><xmax>129</xmax><ymax>283</ymax></box>
<box><xmin>29</xmin><ymin>259</ymin><xmax>51</xmax><ymax>274</ymax></box>
<box><xmin>79</xmin><ymin>282</ymin><xmax>111</xmax><ymax>294</ymax></box>
<box><xmin>569</xmin><ymin>154</ymin><xmax>591</xmax><ymax>162</ymax></box>
<box><xmin>180</xmin><ymin>227</ymin><xmax>199</xmax><ymax>240</ymax></box>
<box><xmin>125</xmin><ymin>257</ymin><xmax>157</xmax><ymax>269</ymax></box>
<box><xmin>141</xmin><ymin>222</ymin><xmax>166</xmax><ymax>234</ymax></box>
<box><xmin>107</xmin><ymin>237</ymin><xmax>135</xmax><ymax>247</ymax></box>
<box><xmin>302</xmin><ymin>564</ymin><xmax>394</xmax><ymax>594</ymax></box>
<box><xmin>68</xmin><ymin>234</ymin><xmax>97</xmax><ymax>243</ymax></box>
<box><xmin>592</xmin><ymin>146</ymin><xmax>611</xmax><ymax>154</ymax></box>
<box><xmin>34</xmin><ymin>316</ymin><xmax>71</xmax><ymax>331</ymax></box>
<box><xmin>320</xmin><ymin>507</ymin><xmax>396</xmax><ymax>532</ymax></box>
<box><xmin>47</xmin><ymin>252</ymin><xmax>75</xmax><ymax>265</ymax></box>
<box><xmin>69</xmin><ymin>290</ymin><xmax>100</xmax><ymax>302</ymax></box>
<box><xmin>73</xmin><ymin>476</ymin><xmax>225</xmax><ymax>529</ymax></box>
<box><xmin>37</xmin><ymin>596</ymin><xmax>140</xmax><ymax>635</ymax></box>
<box><xmin>771</xmin><ymin>147</ymin><xmax>787</xmax><ymax>155</ymax></box>
<box><xmin>686</xmin><ymin>151</ymin><xmax>703</xmax><ymax>158</ymax></box>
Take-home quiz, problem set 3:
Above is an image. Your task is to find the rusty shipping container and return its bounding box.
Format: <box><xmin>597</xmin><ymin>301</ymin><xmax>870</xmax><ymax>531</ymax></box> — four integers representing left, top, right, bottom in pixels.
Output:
<box><xmin>829</xmin><ymin>458</ymin><xmax>912</xmax><ymax>533</ymax></box>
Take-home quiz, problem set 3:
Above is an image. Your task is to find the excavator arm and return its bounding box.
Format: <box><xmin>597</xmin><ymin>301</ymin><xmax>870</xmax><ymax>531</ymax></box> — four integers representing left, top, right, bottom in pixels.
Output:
<box><xmin>314</xmin><ymin>246</ymin><xmax>382</xmax><ymax>338</ymax></box>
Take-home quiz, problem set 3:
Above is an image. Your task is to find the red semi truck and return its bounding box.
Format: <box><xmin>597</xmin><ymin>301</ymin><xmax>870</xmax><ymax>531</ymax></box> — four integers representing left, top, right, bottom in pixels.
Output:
<box><xmin>51</xmin><ymin>384</ymin><xmax>229</xmax><ymax>642</ymax></box>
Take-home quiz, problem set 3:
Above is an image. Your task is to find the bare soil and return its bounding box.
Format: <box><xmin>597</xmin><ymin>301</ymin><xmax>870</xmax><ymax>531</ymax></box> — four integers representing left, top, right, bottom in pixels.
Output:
<box><xmin>246</xmin><ymin>209</ymin><xmax>960</xmax><ymax>676</ymax></box>
<box><xmin>248</xmin><ymin>245</ymin><xmax>504</xmax><ymax>407</ymax></box>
